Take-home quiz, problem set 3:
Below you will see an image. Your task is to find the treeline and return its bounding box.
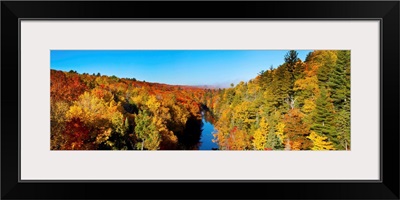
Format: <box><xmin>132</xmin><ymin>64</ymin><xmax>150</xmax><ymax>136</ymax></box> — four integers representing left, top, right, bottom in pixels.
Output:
<box><xmin>51</xmin><ymin>70</ymin><xmax>206</xmax><ymax>150</ymax></box>
<box><xmin>204</xmin><ymin>50</ymin><xmax>351</xmax><ymax>150</ymax></box>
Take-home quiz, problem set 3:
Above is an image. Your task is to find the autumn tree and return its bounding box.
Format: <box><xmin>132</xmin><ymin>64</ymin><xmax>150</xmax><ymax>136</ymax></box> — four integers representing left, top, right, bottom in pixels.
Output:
<box><xmin>307</xmin><ymin>131</ymin><xmax>335</xmax><ymax>150</ymax></box>
<box><xmin>62</xmin><ymin>117</ymin><xmax>92</xmax><ymax>150</ymax></box>
<box><xmin>50</xmin><ymin>50</ymin><xmax>350</xmax><ymax>151</ymax></box>
<box><xmin>252</xmin><ymin>117</ymin><xmax>268</xmax><ymax>150</ymax></box>
<box><xmin>134</xmin><ymin>110</ymin><xmax>160</xmax><ymax>150</ymax></box>
<box><xmin>283</xmin><ymin>108</ymin><xmax>312</xmax><ymax>150</ymax></box>
<box><xmin>50</xmin><ymin>70</ymin><xmax>87</xmax><ymax>102</ymax></box>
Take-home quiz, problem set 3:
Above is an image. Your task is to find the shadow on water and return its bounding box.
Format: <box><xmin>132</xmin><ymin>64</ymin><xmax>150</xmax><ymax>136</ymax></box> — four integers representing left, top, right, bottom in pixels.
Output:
<box><xmin>175</xmin><ymin>105</ymin><xmax>219</xmax><ymax>150</ymax></box>
<box><xmin>176</xmin><ymin>115</ymin><xmax>203</xmax><ymax>150</ymax></box>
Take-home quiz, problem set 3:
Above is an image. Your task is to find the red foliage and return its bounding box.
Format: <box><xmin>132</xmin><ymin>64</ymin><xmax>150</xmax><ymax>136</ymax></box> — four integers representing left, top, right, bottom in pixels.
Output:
<box><xmin>62</xmin><ymin>117</ymin><xmax>91</xmax><ymax>150</ymax></box>
<box><xmin>230</xmin><ymin>126</ymin><xmax>238</xmax><ymax>134</ymax></box>
<box><xmin>50</xmin><ymin>70</ymin><xmax>87</xmax><ymax>101</ymax></box>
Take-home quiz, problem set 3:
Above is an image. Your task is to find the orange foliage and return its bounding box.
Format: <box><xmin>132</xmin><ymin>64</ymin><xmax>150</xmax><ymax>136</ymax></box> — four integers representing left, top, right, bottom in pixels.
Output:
<box><xmin>283</xmin><ymin>108</ymin><xmax>312</xmax><ymax>150</ymax></box>
<box><xmin>51</xmin><ymin>70</ymin><xmax>87</xmax><ymax>101</ymax></box>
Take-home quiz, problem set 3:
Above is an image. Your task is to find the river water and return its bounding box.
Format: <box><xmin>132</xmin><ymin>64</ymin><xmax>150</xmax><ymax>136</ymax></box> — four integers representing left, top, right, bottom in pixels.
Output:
<box><xmin>199</xmin><ymin>111</ymin><xmax>219</xmax><ymax>150</ymax></box>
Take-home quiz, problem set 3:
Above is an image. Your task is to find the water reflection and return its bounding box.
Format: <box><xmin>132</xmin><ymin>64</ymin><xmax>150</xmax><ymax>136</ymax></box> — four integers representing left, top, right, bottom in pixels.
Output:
<box><xmin>174</xmin><ymin>107</ymin><xmax>219</xmax><ymax>150</ymax></box>
<box><xmin>199</xmin><ymin>110</ymin><xmax>219</xmax><ymax>150</ymax></box>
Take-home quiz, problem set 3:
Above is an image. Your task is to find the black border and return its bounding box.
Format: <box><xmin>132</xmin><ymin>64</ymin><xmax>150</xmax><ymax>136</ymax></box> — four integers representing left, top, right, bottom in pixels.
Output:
<box><xmin>16</xmin><ymin>18</ymin><xmax>383</xmax><ymax>184</ymax></box>
<box><xmin>2</xmin><ymin>1</ymin><xmax>399</xmax><ymax>199</ymax></box>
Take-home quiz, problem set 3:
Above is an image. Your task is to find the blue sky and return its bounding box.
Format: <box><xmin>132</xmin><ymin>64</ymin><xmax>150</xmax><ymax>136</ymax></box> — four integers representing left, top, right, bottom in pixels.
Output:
<box><xmin>51</xmin><ymin>50</ymin><xmax>312</xmax><ymax>87</ymax></box>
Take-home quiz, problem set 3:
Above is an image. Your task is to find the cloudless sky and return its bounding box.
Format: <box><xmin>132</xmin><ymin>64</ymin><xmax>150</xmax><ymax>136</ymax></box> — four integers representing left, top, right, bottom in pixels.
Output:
<box><xmin>51</xmin><ymin>50</ymin><xmax>312</xmax><ymax>87</ymax></box>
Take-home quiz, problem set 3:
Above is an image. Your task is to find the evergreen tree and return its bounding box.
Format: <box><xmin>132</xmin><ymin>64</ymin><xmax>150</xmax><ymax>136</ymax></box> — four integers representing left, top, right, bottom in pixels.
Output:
<box><xmin>271</xmin><ymin>64</ymin><xmax>291</xmax><ymax>111</ymax></box>
<box><xmin>328</xmin><ymin>50</ymin><xmax>350</xmax><ymax>109</ymax></box>
<box><xmin>293</xmin><ymin>61</ymin><xmax>305</xmax><ymax>80</ymax></box>
<box><xmin>305</xmin><ymin>52</ymin><xmax>313</xmax><ymax>62</ymax></box>
<box><xmin>284</xmin><ymin>50</ymin><xmax>299</xmax><ymax>98</ymax></box>
<box><xmin>284</xmin><ymin>50</ymin><xmax>298</xmax><ymax>75</ymax></box>
<box><xmin>311</xmin><ymin>87</ymin><xmax>337</xmax><ymax>145</ymax></box>
<box><xmin>265</xmin><ymin>126</ymin><xmax>284</xmax><ymax>150</ymax></box>
<box><xmin>342</xmin><ymin>50</ymin><xmax>351</xmax><ymax>104</ymax></box>
<box><xmin>334</xmin><ymin>100</ymin><xmax>351</xmax><ymax>150</ymax></box>
<box><xmin>316</xmin><ymin>51</ymin><xmax>337</xmax><ymax>87</ymax></box>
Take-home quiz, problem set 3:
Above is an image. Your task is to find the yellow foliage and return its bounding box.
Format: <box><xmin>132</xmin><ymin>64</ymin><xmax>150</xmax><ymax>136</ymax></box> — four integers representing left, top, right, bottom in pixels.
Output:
<box><xmin>146</xmin><ymin>95</ymin><xmax>161</xmax><ymax>113</ymax></box>
<box><xmin>260</xmin><ymin>118</ymin><xmax>269</xmax><ymax>131</ymax></box>
<box><xmin>302</xmin><ymin>99</ymin><xmax>316</xmax><ymax>114</ymax></box>
<box><xmin>95</xmin><ymin>128</ymin><xmax>113</xmax><ymax>144</ymax></box>
<box><xmin>130</xmin><ymin>95</ymin><xmax>143</xmax><ymax>106</ymax></box>
<box><xmin>294</xmin><ymin>75</ymin><xmax>320</xmax><ymax>96</ymax></box>
<box><xmin>172</xmin><ymin>104</ymin><xmax>190</xmax><ymax>125</ymax></box>
<box><xmin>247</xmin><ymin>82</ymin><xmax>260</xmax><ymax>96</ymax></box>
<box><xmin>252</xmin><ymin>129</ymin><xmax>265</xmax><ymax>150</ymax></box>
<box><xmin>275</xmin><ymin>122</ymin><xmax>285</xmax><ymax>143</ymax></box>
<box><xmin>66</xmin><ymin>92</ymin><xmax>126</xmax><ymax>133</ymax></box>
<box><xmin>212</xmin><ymin>108</ymin><xmax>231</xmax><ymax>148</ymax></box>
<box><xmin>66</xmin><ymin>105</ymin><xmax>84</xmax><ymax>120</ymax></box>
<box><xmin>307</xmin><ymin>131</ymin><xmax>335</xmax><ymax>150</ymax></box>
<box><xmin>234</xmin><ymin>101</ymin><xmax>256</xmax><ymax>125</ymax></box>
<box><xmin>252</xmin><ymin>119</ymin><xmax>269</xmax><ymax>150</ymax></box>
<box><xmin>90</xmin><ymin>88</ymin><xmax>113</xmax><ymax>102</ymax></box>
<box><xmin>305</xmin><ymin>50</ymin><xmax>338</xmax><ymax>77</ymax></box>
<box><xmin>51</xmin><ymin>101</ymin><xmax>70</xmax><ymax>123</ymax></box>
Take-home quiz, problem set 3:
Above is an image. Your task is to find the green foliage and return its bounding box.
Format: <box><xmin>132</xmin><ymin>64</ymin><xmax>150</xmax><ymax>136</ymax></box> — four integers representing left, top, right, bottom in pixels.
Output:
<box><xmin>134</xmin><ymin>110</ymin><xmax>161</xmax><ymax>150</ymax></box>
<box><xmin>50</xmin><ymin>50</ymin><xmax>351</xmax><ymax>151</ymax></box>
<box><xmin>265</xmin><ymin>126</ymin><xmax>284</xmax><ymax>150</ymax></box>
<box><xmin>311</xmin><ymin>87</ymin><xmax>337</xmax><ymax>145</ymax></box>
<box><xmin>206</xmin><ymin>50</ymin><xmax>350</xmax><ymax>151</ymax></box>
<box><xmin>334</xmin><ymin>101</ymin><xmax>351</xmax><ymax>150</ymax></box>
<box><xmin>328</xmin><ymin>50</ymin><xmax>351</xmax><ymax>109</ymax></box>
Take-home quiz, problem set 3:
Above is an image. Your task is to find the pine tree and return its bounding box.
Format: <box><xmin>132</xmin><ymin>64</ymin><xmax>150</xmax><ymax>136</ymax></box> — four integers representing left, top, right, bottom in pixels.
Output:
<box><xmin>284</xmin><ymin>50</ymin><xmax>298</xmax><ymax>76</ymax></box>
<box><xmin>334</xmin><ymin>101</ymin><xmax>351</xmax><ymax>150</ymax></box>
<box><xmin>328</xmin><ymin>50</ymin><xmax>350</xmax><ymax>109</ymax></box>
<box><xmin>266</xmin><ymin>126</ymin><xmax>284</xmax><ymax>150</ymax></box>
<box><xmin>305</xmin><ymin>52</ymin><xmax>313</xmax><ymax>62</ymax></box>
<box><xmin>293</xmin><ymin>61</ymin><xmax>306</xmax><ymax>80</ymax></box>
<box><xmin>271</xmin><ymin>64</ymin><xmax>291</xmax><ymax>111</ymax></box>
<box><xmin>316</xmin><ymin>51</ymin><xmax>337</xmax><ymax>87</ymax></box>
<box><xmin>311</xmin><ymin>87</ymin><xmax>337</xmax><ymax>145</ymax></box>
<box><xmin>284</xmin><ymin>50</ymin><xmax>299</xmax><ymax>98</ymax></box>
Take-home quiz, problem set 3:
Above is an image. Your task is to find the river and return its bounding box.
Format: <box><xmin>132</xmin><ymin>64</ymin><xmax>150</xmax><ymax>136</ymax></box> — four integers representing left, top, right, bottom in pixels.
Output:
<box><xmin>199</xmin><ymin>111</ymin><xmax>219</xmax><ymax>150</ymax></box>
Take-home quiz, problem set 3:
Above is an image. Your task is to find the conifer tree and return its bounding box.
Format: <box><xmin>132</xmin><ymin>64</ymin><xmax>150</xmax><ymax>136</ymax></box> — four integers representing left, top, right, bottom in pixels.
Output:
<box><xmin>311</xmin><ymin>87</ymin><xmax>337</xmax><ymax>145</ymax></box>
<box><xmin>334</xmin><ymin>101</ymin><xmax>351</xmax><ymax>150</ymax></box>
<box><xmin>316</xmin><ymin>51</ymin><xmax>337</xmax><ymax>87</ymax></box>
<box><xmin>328</xmin><ymin>50</ymin><xmax>350</xmax><ymax>109</ymax></box>
<box><xmin>266</xmin><ymin>127</ymin><xmax>284</xmax><ymax>150</ymax></box>
<box><xmin>284</xmin><ymin>50</ymin><xmax>299</xmax><ymax>98</ymax></box>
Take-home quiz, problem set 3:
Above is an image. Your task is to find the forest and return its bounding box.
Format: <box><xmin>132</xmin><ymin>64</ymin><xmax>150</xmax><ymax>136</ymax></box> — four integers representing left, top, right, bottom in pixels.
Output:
<box><xmin>51</xmin><ymin>50</ymin><xmax>350</xmax><ymax>150</ymax></box>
